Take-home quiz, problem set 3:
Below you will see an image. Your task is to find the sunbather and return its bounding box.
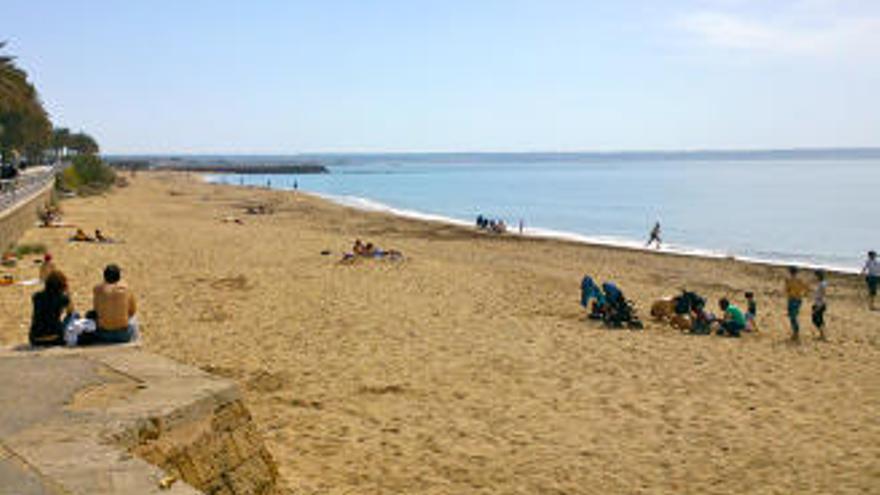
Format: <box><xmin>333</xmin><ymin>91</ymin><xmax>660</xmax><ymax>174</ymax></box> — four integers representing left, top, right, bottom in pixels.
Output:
<box><xmin>95</xmin><ymin>229</ymin><xmax>116</xmax><ymax>244</ymax></box>
<box><xmin>88</xmin><ymin>264</ymin><xmax>138</xmax><ymax>344</ymax></box>
<box><xmin>71</xmin><ymin>229</ymin><xmax>94</xmax><ymax>242</ymax></box>
<box><xmin>353</xmin><ymin>239</ymin><xmax>367</xmax><ymax>256</ymax></box>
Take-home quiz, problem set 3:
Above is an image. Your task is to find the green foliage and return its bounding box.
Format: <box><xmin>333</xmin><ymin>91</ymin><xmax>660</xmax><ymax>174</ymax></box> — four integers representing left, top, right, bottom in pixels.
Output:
<box><xmin>13</xmin><ymin>242</ymin><xmax>47</xmax><ymax>257</ymax></box>
<box><xmin>58</xmin><ymin>155</ymin><xmax>116</xmax><ymax>194</ymax></box>
<box><xmin>68</xmin><ymin>132</ymin><xmax>99</xmax><ymax>155</ymax></box>
<box><xmin>1</xmin><ymin>42</ymin><xmax>99</xmax><ymax>165</ymax></box>
<box><xmin>0</xmin><ymin>41</ymin><xmax>52</xmax><ymax>164</ymax></box>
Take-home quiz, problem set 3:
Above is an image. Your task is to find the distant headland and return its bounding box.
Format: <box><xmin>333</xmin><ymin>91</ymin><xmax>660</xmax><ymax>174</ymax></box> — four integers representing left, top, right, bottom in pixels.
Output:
<box><xmin>105</xmin><ymin>156</ymin><xmax>328</xmax><ymax>174</ymax></box>
<box><xmin>105</xmin><ymin>147</ymin><xmax>880</xmax><ymax>170</ymax></box>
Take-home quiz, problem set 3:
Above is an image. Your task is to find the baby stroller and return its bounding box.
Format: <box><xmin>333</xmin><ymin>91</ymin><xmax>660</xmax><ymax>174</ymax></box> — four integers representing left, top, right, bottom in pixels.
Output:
<box><xmin>581</xmin><ymin>276</ymin><xmax>607</xmax><ymax>320</ymax></box>
<box><xmin>601</xmin><ymin>282</ymin><xmax>644</xmax><ymax>330</ymax></box>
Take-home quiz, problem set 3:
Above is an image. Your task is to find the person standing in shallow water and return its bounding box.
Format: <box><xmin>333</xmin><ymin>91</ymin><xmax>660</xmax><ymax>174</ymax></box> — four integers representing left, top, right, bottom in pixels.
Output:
<box><xmin>861</xmin><ymin>250</ymin><xmax>879</xmax><ymax>310</ymax></box>
<box><xmin>646</xmin><ymin>221</ymin><xmax>661</xmax><ymax>249</ymax></box>
<box><xmin>785</xmin><ymin>266</ymin><xmax>810</xmax><ymax>340</ymax></box>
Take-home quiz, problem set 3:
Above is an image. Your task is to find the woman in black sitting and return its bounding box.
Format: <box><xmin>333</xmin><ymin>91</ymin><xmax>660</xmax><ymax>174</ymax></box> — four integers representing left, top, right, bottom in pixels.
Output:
<box><xmin>30</xmin><ymin>270</ymin><xmax>73</xmax><ymax>346</ymax></box>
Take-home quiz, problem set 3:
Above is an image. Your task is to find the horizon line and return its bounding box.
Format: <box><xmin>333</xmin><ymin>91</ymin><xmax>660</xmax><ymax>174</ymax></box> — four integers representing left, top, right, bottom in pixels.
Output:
<box><xmin>103</xmin><ymin>146</ymin><xmax>880</xmax><ymax>158</ymax></box>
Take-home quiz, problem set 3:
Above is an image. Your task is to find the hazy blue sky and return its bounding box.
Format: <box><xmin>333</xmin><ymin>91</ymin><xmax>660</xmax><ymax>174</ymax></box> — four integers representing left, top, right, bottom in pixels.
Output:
<box><xmin>4</xmin><ymin>0</ymin><xmax>879</xmax><ymax>153</ymax></box>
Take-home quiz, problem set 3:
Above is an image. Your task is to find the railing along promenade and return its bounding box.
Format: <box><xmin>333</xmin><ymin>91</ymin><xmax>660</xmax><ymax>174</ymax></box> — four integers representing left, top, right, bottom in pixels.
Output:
<box><xmin>0</xmin><ymin>162</ymin><xmax>66</xmax><ymax>213</ymax></box>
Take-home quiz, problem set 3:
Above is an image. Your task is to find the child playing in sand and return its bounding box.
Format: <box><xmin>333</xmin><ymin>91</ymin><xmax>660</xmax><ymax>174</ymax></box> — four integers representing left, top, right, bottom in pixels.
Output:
<box><xmin>717</xmin><ymin>298</ymin><xmax>744</xmax><ymax>337</ymax></box>
<box><xmin>812</xmin><ymin>270</ymin><xmax>828</xmax><ymax>341</ymax></box>
<box><xmin>785</xmin><ymin>266</ymin><xmax>810</xmax><ymax>340</ymax></box>
<box><xmin>744</xmin><ymin>292</ymin><xmax>758</xmax><ymax>332</ymax></box>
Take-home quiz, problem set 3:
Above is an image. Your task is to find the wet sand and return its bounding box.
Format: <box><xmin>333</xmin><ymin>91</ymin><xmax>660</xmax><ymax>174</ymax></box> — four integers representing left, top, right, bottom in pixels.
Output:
<box><xmin>1</xmin><ymin>172</ymin><xmax>878</xmax><ymax>494</ymax></box>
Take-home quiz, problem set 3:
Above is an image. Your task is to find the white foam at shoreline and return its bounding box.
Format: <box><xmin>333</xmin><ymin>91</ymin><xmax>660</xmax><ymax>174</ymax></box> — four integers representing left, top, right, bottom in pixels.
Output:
<box><xmin>205</xmin><ymin>176</ymin><xmax>861</xmax><ymax>275</ymax></box>
<box><xmin>309</xmin><ymin>191</ymin><xmax>860</xmax><ymax>274</ymax></box>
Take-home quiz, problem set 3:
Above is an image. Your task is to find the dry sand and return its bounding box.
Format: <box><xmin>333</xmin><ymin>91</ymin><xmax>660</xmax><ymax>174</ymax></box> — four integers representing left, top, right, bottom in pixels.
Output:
<box><xmin>1</xmin><ymin>172</ymin><xmax>878</xmax><ymax>494</ymax></box>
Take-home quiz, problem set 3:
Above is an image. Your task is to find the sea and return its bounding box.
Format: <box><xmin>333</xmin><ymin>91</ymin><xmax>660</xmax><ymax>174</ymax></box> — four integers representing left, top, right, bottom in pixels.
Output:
<box><xmin>203</xmin><ymin>152</ymin><xmax>880</xmax><ymax>273</ymax></box>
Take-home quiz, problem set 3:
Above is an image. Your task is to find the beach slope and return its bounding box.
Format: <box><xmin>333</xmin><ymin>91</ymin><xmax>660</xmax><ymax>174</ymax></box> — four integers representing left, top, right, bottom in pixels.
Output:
<box><xmin>1</xmin><ymin>172</ymin><xmax>877</xmax><ymax>494</ymax></box>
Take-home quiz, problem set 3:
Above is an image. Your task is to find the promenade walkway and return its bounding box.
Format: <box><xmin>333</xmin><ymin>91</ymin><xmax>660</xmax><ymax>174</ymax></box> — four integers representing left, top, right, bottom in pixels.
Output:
<box><xmin>0</xmin><ymin>164</ymin><xmax>63</xmax><ymax>214</ymax></box>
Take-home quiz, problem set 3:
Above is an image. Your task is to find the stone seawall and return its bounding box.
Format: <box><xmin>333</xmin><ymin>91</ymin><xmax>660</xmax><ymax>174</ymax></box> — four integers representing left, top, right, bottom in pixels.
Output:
<box><xmin>0</xmin><ymin>347</ymin><xmax>280</xmax><ymax>494</ymax></box>
<box><xmin>119</xmin><ymin>389</ymin><xmax>279</xmax><ymax>494</ymax></box>
<box><xmin>0</xmin><ymin>182</ymin><xmax>53</xmax><ymax>251</ymax></box>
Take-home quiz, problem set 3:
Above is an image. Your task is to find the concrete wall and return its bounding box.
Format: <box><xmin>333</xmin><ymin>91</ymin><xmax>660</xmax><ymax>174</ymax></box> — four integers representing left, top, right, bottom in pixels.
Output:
<box><xmin>0</xmin><ymin>183</ymin><xmax>53</xmax><ymax>251</ymax></box>
<box><xmin>125</xmin><ymin>398</ymin><xmax>280</xmax><ymax>495</ymax></box>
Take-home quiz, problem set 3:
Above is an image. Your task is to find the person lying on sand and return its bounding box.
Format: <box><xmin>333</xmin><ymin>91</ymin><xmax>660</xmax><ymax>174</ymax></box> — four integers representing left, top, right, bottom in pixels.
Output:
<box><xmin>342</xmin><ymin>240</ymin><xmax>404</xmax><ymax>263</ymax></box>
<box><xmin>353</xmin><ymin>239</ymin><xmax>367</xmax><ymax>256</ymax></box>
<box><xmin>70</xmin><ymin>229</ymin><xmax>94</xmax><ymax>242</ymax></box>
<box><xmin>94</xmin><ymin>229</ymin><xmax>115</xmax><ymax>243</ymax></box>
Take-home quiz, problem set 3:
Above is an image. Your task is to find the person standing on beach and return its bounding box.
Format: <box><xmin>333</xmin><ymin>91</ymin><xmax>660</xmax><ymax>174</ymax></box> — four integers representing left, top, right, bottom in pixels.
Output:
<box><xmin>811</xmin><ymin>270</ymin><xmax>828</xmax><ymax>341</ymax></box>
<box><xmin>646</xmin><ymin>221</ymin><xmax>661</xmax><ymax>249</ymax></box>
<box><xmin>784</xmin><ymin>266</ymin><xmax>810</xmax><ymax>340</ymax></box>
<box><xmin>861</xmin><ymin>250</ymin><xmax>879</xmax><ymax>310</ymax></box>
<box><xmin>518</xmin><ymin>218</ymin><xmax>524</xmax><ymax>234</ymax></box>
<box><xmin>744</xmin><ymin>291</ymin><xmax>758</xmax><ymax>332</ymax></box>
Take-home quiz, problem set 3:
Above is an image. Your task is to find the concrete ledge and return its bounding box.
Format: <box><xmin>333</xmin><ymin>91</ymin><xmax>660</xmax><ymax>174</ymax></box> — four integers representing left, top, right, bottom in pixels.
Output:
<box><xmin>0</xmin><ymin>346</ymin><xmax>279</xmax><ymax>494</ymax></box>
<box><xmin>0</xmin><ymin>181</ymin><xmax>53</xmax><ymax>251</ymax></box>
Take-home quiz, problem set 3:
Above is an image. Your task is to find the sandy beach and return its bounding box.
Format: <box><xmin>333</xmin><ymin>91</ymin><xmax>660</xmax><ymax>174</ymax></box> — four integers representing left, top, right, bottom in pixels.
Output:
<box><xmin>1</xmin><ymin>172</ymin><xmax>878</xmax><ymax>494</ymax></box>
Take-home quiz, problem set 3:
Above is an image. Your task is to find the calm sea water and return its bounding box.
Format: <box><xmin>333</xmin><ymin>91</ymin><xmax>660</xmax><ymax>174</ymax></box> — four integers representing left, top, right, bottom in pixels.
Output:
<box><xmin>208</xmin><ymin>156</ymin><xmax>879</xmax><ymax>271</ymax></box>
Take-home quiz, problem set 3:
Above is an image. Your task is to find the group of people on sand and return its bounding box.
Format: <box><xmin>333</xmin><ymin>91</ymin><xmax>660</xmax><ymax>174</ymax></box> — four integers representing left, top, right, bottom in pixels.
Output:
<box><xmin>341</xmin><ymin>239</ymin><xmax>403</xmax><ymax>262</ymax></box>
<box><xmin>37</xmin><ymin>203</ymin><xmax>66</xmax><ymax>228</ymax></box>
<box><xmin>614</xmin><ymin>250</ymin><xmax>880</xmax><ymax>341</ymax></box>
<box><xmin>654</xmin><ymin>289</ymin><xmax>757</xmax><ymax>338</ymax></box>
<box><xmin>644</xmin><ymin>268</ymin><xmax>828</xmax><ymax>339</ymax></box>
<box><xmin>29</xmin><ymin>260</ymin><xmax>138</xmax><ymax>347</ymax></box>
<box><xmin>71</xmin><ymin>228</ymin><xmax>115</xmax><ymax>243</ymax></box>
<box><xmin>475</xmin><ymin>215</ymin><xmax>507</xmax><ymax>234</ymax></box>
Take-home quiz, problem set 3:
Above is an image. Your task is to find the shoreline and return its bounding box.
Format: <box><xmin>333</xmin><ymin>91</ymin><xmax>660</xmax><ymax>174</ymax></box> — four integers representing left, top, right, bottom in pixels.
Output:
<box><xmin>203</xmin><ymin>174</ymin><xmax>864</xmax><ymax>277</ymax></box>
<box><xmin>3</xmin><ymin>171</ymin><xmax>877</xmax><ymax>494</ymax></box>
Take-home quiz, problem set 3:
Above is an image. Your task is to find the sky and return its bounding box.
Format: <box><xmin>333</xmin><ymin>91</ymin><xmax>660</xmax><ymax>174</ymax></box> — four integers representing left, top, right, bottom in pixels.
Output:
<box><xmin>3</xmin><ymin>0</ymin><xmax>879</xmax><ymax>154</ymax></box>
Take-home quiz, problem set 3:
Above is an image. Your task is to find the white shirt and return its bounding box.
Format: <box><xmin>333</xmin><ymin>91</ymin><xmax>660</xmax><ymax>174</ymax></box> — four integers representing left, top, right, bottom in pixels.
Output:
<box><xmin>864</xmin><ymin>258</ymin><xmax>880</xmax><ymax>277</ymax></box>
<box><xmin>814</xmin><ymin>280</ymin><xmax>828</xmax><ymax>306</ymax></box>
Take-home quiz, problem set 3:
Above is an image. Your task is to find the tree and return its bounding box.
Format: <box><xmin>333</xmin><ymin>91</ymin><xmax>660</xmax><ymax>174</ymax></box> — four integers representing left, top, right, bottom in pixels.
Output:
<box><xmin>0</xmin><ymin>41</ymin><xmax>30</xmax><ymax>112</ymax></box>
<box><xmin>68</xmin><ymin>131</ymin><xmax>99</xmax><ymax>155</ymax></box>
<box><xmin>0</xmin><ymin>41</ymin><xmax>52</xmax><ymax>165</ymax></box>
<box><xmin>52</xmin><ymin>127</ymin><xmax>70</xmax><ymax>159</ymax></box>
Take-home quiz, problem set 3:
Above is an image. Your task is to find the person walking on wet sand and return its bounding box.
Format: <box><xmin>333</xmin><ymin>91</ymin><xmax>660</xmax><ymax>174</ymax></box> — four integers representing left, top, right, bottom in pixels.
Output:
<box><xmin>785</xmin><ymin>266</ymin><xmax>810</xmax><ymax>340</ymax></box>
<box><xmin>646</xmin><ymin>221</ymin><xmax>661</xmax><ymax>249</ymax></box>
<box><xmin>861</xmin><ymin>250</ymin><xmax>879</xmax><ymax>310</ymax></box>
<box><xmin>812</xmin><ymin>270</ymin><xmax>828</xmax><ymax>341</ymax></box>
